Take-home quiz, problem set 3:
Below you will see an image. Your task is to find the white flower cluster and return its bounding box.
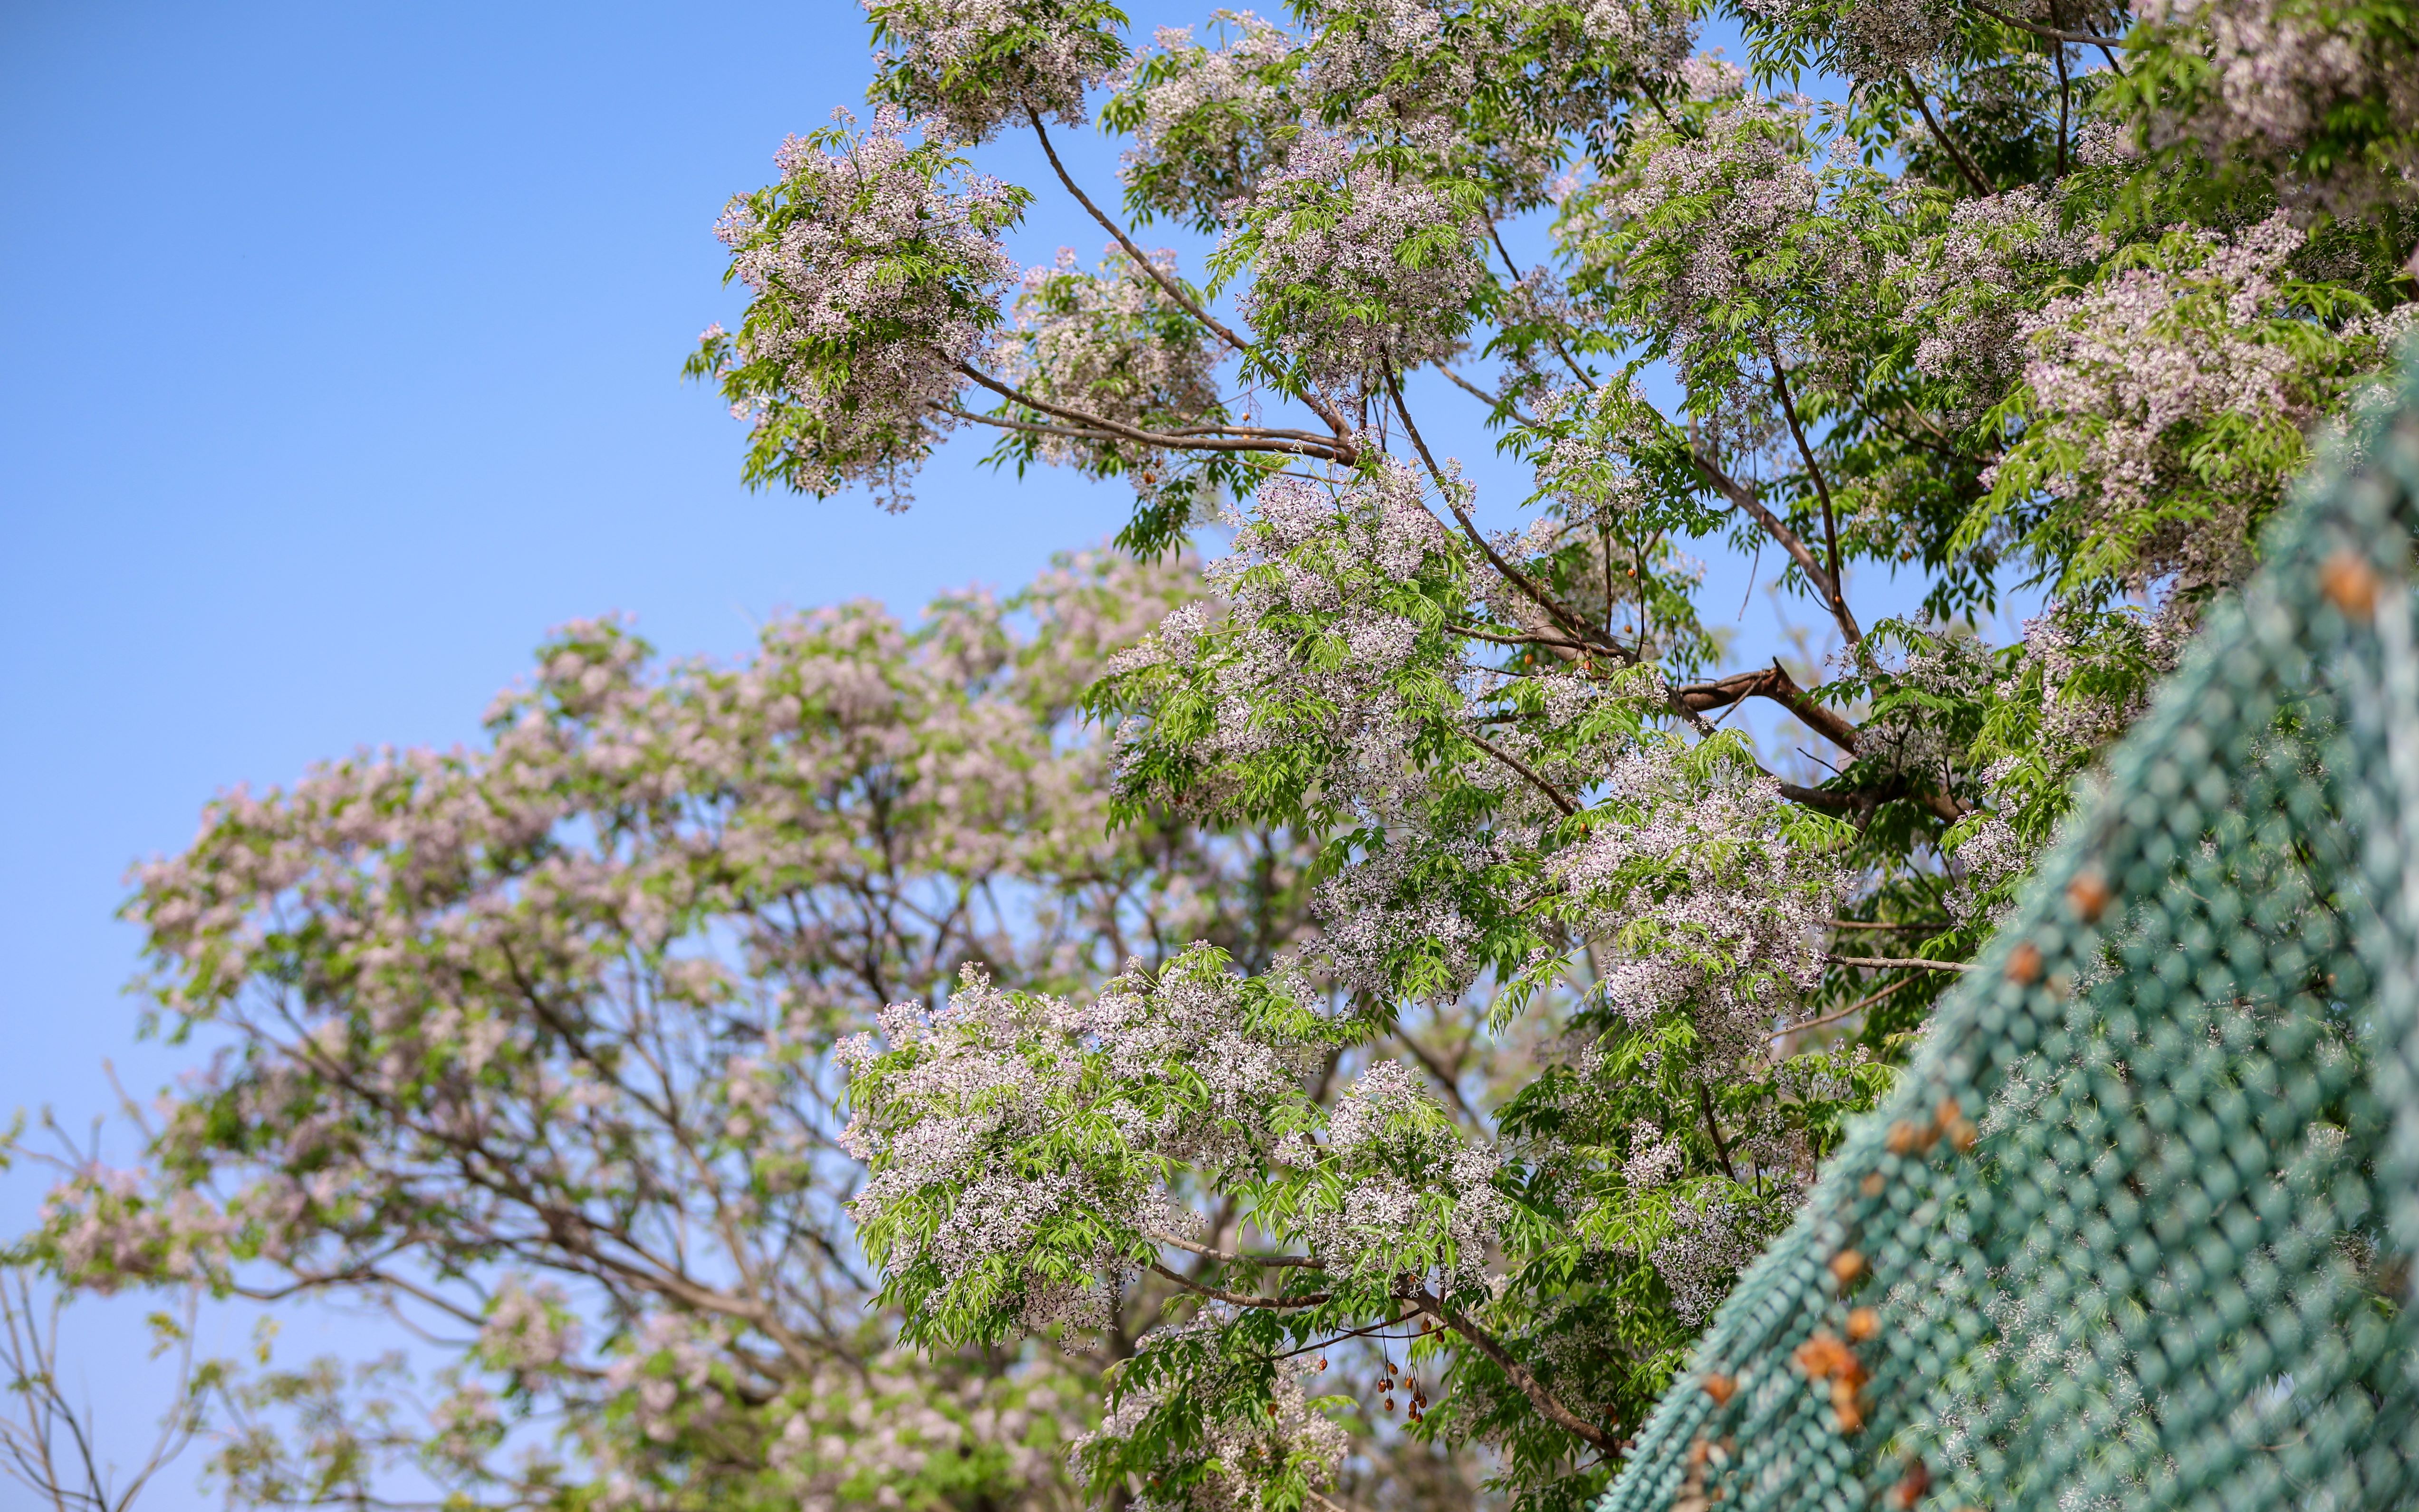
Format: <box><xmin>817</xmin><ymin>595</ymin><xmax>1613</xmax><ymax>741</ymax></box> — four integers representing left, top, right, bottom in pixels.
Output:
<box><xmin>1649</xmin><ymin>1188</ymin><xmax>1774</xmax><ymax>1324</ymax></box>
<box><xmin>1739</xmin><ymin>0</ymin><xmax>1963</xmax><ymax>82</ymax></box>
<box><xmin>866</xmin><ymin>0</ymin><xmax>1126</xmax><ymax>142</ymax></box>
<box><xmin>1577</xmin><ymin>94</ymin><xmax>1851</xmax><ymax>391</ymax></box>
<box><xmin>1553</xmin><ymin>747</ymin><xmax>1846</xmax><ymax>1068</ymax></box>
<box><xmin>1891</xmin><ymin>187</ymin><xmax>2091</xmax><ymax>421</ymax></box>
<box><xmin>842</xmin><ymin>956</ymin><xmax>1315</xmax><ymax>1333</ymax></box>
<box><xmin>1232</xmin><ymin>127</ymin><xmax>1486</xmax><ymax>384</ymax></box>
<box><xmin>1301</xmin><ymin>0</ymin><xmax>1689</xmax><ymax>139</ymax></box>
<box><xmin>2003</xmin><ymin>212</ymin><xmax>2309</xmax><ymax>594</ymax></box>
<box><xmin>1529</xmin><ymin>380</ymin><xmax>1655</xmax><ymax>526</ymax></box>
<box><xmin>479</xmin><ymin>1275</ymin><xmax>584</xmax><ymax>1372</ymax></box>
<box><xmin>715</xmin><ymin>108</ymin><xmax>1019</xmax><ymax>511</ymax></box>
<box><xmin>1076</xmin><ymin>1323</ymin><xmax>1348</xmax><ymax>1512</ymax></box>
<box><xmin>1114</xmin><ymin>12</ymin><xmax>1300</xmax><ymax>229</ymax></box>
<box><xmin>1303</xmin><ymin>1060</ymin><xmax>1508</xmax><ymax>1293</ymax></box>
<box><xmin>992</xmin><ymin>246</ymin><xmax>1223</xmax><ymax>475</ymax></box>
<box><xmin>2136</xmin><ymin>0</ymin><xmax>2419</xmax><ymax>217</ymax></box>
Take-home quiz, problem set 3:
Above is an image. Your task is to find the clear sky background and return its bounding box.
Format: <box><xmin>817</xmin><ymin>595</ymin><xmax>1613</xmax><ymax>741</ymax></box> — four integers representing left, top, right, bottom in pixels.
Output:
<box><xmin>0</xmin><ymin>3</ymin><xmax>1958</xmax><ymax>1503</ymax></box>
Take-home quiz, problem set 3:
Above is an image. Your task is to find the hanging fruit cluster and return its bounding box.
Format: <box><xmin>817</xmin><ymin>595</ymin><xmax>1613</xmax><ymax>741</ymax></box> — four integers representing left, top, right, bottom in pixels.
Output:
<box><xmin>1378</xmin><ymin>1359</ymin><xmax>1429</xmax><ymax>1426</ymax></box>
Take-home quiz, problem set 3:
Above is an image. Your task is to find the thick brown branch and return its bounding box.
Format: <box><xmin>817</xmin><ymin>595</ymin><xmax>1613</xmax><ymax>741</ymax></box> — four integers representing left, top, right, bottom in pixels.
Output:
<box><xmin>1410</xmin><ymin>1288</ymin><xmax>1617</xmax><ymax>1453</ymax></box>
<box><xmin>1675</xmin><ymin>663</ymin><xmax>1862</xmax><ymax>754</ymax></box>
<box><xmin>1822</xmin><ymin>953</ymin><xmax>1974</xmax><ymax>974</ymax></box>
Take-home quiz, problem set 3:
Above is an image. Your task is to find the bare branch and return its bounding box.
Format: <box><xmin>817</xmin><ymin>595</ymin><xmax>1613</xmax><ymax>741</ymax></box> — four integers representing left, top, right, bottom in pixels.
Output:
<box><xmin>1150</xmin><ymin>1233</ymin><xmax>1323</xmax><ymax>1268</ymax></box>
<box><xmin>1821</xmin><ymin>953</ymin><xmax>1974</xmax><ymax>974</ymax></box>
<box><xmin>1689</xmin><ymin>442</ymin><xmax>1853</xmax><ymax>636</ymax></box>
<box><xmin>1674</xmin><ymin>662</ymin><xmax>1862</xmax><ymax>754</ymax></box>
<box><xmin>956</xmin><ymin>366</ymin><xmax>1346</xmax><ymax>460</ymax></box>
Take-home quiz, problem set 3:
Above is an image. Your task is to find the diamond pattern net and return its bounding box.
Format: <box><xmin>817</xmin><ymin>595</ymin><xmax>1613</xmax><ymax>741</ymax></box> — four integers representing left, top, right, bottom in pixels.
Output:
<box><xmin>1598</xmin><ymin>356</ymin><xmax>2419</xmax><ymax>1512</ymax></box>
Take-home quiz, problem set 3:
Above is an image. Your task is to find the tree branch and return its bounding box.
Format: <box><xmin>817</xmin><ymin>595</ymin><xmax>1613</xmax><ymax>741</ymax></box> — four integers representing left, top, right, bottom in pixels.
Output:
<box><xmin>1147</xmin><ymin>1261</ymin><xmax>1330</xmax><ymax>1309</ymax></box>
<box><xmin>1386</xmin><ymin>370</ymin><xmax>1643</xmax><ymax>669</ymax></box>
<box><xmin>1821</xmin><ymin>953</ymin><xmax>1974</xmax><ymax>974</ymax></box>
<box><xmin>1784</xmin><ymin>974</ymin><xmax>1921</xmax><ymax>1037</ymax></box>
<box><xmin>1674</xmin><ymin>663</ymin><xmax>1862</xmax><ymax>754</ymax></box>
<box><xmin>1767</xmin><ymin>358</ymin><xmax>1860</xmax><ymax>645</ymax></box>
<box><xmin>1963</xmin><ymin>0</ymin><xmax>2125</xmax><ymax>48</ymax></box>
<box><xmin>1439</xmin><ymin>364</ymin><xmax>1537</xmax><ymax>427</ymax></box>
<box><xmin>1025</xmin><ymin>111</ymin><xmax>1359</xmax><ymax>453</ymax></box>
<box><xmin>1465</xmin><ymin>729</ymin><xmax>1579</xmax><ymax>817</ymax></box>
<box><xmin>1902</xmin><ymin>76</ymin><xmax>1993</xmax><ymax>194</ymax></box>
<box><xmin>955</xmin><ymin>366</ymin><xmax>1344</xmax><ymax>460</ymax></box>
<box><xmin>1150</xmin><ymin>1233</ymin><xmax>1323</xmax><ymax>1268</ymax></box>
<box><xmin>1696</xmin><ymin>1081</ymin><xmax>1739</xmax><ymax>1183</ymax></box>
<box><xmin>1409</xmin><ymin>1287</ymin><xmax>1617</xmax><ymax>1453</ymax></box>
<box><xmin>1689</xmin><ymin>443</ymin><xmax>1856</xmax><ymax>644</ymax></box>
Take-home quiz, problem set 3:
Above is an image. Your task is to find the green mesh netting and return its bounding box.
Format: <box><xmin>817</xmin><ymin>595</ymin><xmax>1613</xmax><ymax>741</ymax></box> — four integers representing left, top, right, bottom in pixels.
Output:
<box><xmin>1598</xmin><ymin>352</ymin><xmax>2419</xmax><ymax>1512</ymax></box>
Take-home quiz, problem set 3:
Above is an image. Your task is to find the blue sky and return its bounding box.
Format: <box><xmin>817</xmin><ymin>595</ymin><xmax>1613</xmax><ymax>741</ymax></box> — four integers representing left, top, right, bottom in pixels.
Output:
<box><xmin>0</xmin><ymin>2</ymin><xmax>1958</xmax><ymax>1501</ymax></box>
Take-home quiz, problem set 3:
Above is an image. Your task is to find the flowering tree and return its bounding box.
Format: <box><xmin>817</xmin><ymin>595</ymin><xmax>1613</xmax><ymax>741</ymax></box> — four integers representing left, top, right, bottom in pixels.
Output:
<box><xmin>15</xmin><ymin>553</ymin><xmax>1440</xmax><ymax>1511</ymax></box>
<box><xmin>19</xmin><ymin>2</ymin><xmax>2418</xmax><ymax>1511</ymax></box>
<box><xmin>675</xmin><ymin>3</ymin><xmax>2416</xmax><ymax>1512</ymax></box>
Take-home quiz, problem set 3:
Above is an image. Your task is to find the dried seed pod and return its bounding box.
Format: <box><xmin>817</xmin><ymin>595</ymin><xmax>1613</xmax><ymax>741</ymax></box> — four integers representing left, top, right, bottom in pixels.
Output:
<box><xmin>2322</xmin><ymin>549</ymin><xmax>2380</xmax><ymax>618</ymax></box>
<box><xmin>1861</xmin><ymin>1170</ymin><xmax>1886</xmax><ymax>1197</ymax></box>
<box><xmin>2006</xmin><ymin>941</ymin><xmax>2044</xmax><ymax>984</ymax></box>
<box><xmin>1886</xmin><ymin>1120</ymin><xmax>1936</xmax><ymax>1156</ymax></box>
<box><xmin>1700</xmin><ymin>1372</ymin><xmax>1738</xmax><ymax>1405</ymax></box>
<box><xmin>2067</xmin><ymin>869</ymin><xmax>2112</xmax><ymax>922</ymax></box>
<box><xmin>1888</xmin><ymin>1455</ymin><xmax>1931</xmax><ymax>1510</ymax></box>
<box><xmin>1846</xmin><ymin>1307</ymin><xmax>1880</xmax><ymax>1342</ymax></box>
<box><xmin>1830</xmin><ymin>1249</ymin><xmax>1866</xmax><ymax>1286</ymax></box>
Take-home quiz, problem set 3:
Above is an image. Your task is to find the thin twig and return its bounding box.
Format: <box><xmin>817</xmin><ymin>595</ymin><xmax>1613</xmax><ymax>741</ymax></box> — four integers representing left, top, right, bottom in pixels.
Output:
<box><xmin>1768</xmin><ymin>357</ymin><xmax>1859</xmax><ymax>645</ymax></box>
<box><xmin>1385</xmin><ymin>371</ymin><xmax>1640</xmax><ymax>668</ymax></box>
<box><xmin>1267</xmin><ymin>1309</ymin><xmax>1423</xmax><ymax>1361</ymax></box>
<box><xmin>1903</xmin><ymin>76</ymin><xmax>1993</xmax><ymax>194</ymax></box>
<box><xmin>1466</xmin><ymin>730</ymin><xmax>1579</xmax><ymax>817</ymax></box>
<box><xmin>1027</xmin><ymin>112</ymin><xmax>1358</xmax><ymax>451</ymax></box>
<box><xmin>1150</xmin><ymin>1233</ymin><xmax>1323</xmax><ymax>1268</ymax></box>
<box><xmin>1784</xmin><ymin>974</ymin><xmax>1921</xmax><ymax>1036</ymax></box>
<box><xmin>1147</xmin><ymin>1261</ymin><xmax>1331</xmax><ymax>1309</ymax></box>
<box><xmin>1438</xmin><ymin>364</ymin><xmax>1538</xmax><ymax>427</ymax></box>
<box><xmin>955</xmin><ymin>367</ymin><xmax>1342</xmax><ymax>459</ymax></box>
